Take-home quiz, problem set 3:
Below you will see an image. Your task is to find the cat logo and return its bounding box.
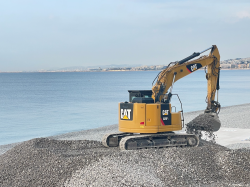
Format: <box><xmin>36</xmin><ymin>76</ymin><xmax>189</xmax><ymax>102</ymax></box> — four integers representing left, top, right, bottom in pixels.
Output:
<box><xmin>186</xmin><ymin>63</ymin><xmax>202</xmax><ymax>73</ymax></box>
<box><xmin>190</xmin><ymin>64</ymin><xmax>197</xmax><ymax>72</ymax></box>
<box><xmin>161</xmin><ymin>104</ymin><xmax>171</xmax><ymax>125</ymax></box>
<box><xmin>121</xmin><ymin>109</ymin><xmax>132</xmax><ymax>120</ymax></box>
<box><xmin>162</xmin><ymin>110</ymin><xmax>169</xmax><ymax>115</ymax></box>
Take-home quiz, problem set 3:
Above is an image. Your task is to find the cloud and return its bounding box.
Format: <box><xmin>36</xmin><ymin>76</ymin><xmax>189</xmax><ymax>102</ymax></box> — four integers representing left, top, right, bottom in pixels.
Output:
<box><xmin>236</xmin><ymin>10</ymin><xmax>250</xmax><ymax>19</ymax></box>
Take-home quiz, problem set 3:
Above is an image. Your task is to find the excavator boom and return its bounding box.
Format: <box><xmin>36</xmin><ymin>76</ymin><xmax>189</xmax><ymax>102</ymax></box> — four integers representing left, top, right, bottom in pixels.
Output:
<box><xmin>152</xmin><ymin>45</ymin><xmax>220</xmax><ymax>113</ymax></box>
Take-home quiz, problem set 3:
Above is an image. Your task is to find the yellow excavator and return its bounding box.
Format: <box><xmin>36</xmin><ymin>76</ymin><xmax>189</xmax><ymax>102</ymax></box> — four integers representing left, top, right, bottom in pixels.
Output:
<box><xmin>103</xmin><ymin>45</ymin><xmax>221</xmax><ymax>150</ymax></box>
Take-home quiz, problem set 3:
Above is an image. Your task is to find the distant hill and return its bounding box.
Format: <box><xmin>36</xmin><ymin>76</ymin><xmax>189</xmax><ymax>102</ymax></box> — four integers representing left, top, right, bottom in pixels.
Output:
<box><xmin>221</xmin><ymin>57</ymin><xmax>250</xmax><ymax>64</ymax></box>
<box><xmin>221</xmin><ymin>57</ymin><xmax>250</xmax><ymax>69</ymax></box>
<box><xmin>28</xmin><ymin>57</ymin><xmax>250</xmax><ymax>72</ymax></box>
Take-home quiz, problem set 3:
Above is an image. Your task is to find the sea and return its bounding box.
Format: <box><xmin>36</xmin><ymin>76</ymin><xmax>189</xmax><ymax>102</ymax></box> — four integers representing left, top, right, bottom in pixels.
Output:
<box><xmin>1</xmin><ymin>70</ymin><xmax>250</xmax><ymax>145</ymax></box>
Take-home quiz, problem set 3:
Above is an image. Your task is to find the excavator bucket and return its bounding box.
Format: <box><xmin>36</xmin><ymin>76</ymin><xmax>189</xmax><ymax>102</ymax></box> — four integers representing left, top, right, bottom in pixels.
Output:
<box><xmin>186</xmin><ymin>113</ymin><xmax>221</xmax><ymax>133</ymax></box>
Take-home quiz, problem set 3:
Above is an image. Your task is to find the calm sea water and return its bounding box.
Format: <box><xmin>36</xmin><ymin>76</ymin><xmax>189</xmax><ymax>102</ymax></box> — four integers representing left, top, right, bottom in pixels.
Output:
<box><xmin>1</xmin><ymin>70</ymin><xmax>250</xmax><ymax>145</ymax></box>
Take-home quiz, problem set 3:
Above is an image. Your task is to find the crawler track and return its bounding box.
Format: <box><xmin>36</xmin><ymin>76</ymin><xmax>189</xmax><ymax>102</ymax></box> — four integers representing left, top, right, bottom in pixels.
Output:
<box><xmin>102</xmin><ymin>132</ymin><xmax>133</xmax><ymax>147</ymax></box>
<box><xmin>102</xmin><ymin>132</ymin><xmax>199</xmax><ymax>150</ymax></box>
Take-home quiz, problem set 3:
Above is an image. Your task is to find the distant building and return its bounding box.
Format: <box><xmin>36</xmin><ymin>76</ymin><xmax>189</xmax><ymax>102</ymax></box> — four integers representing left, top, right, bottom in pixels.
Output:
<box><xmin>89</xmin><ymin>68</ymin><xmax>102</xmax><ymax>71</ymax></box>
<box><xmin>231</xmin><ymin>64</ymin><xmax>236</xmax><ymax>68</ymax></box>
<box><xmin>221</xmin><ymin>64</ymin><xmax>231</xmax><ymax>69</ymax></box>
<box><xmin>123</xmin><ymin>68</ymin><xmax>131</xmax><ymax>70</ymax></box>
<box><xmin>238</xmin><ymin>64</ymin><xmax>247</xmax><ymax>69</ymax></box>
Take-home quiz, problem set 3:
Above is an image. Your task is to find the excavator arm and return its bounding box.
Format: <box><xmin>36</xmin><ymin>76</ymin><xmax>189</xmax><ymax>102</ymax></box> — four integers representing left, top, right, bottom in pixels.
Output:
<box><xmin>152</xmin><ymin>45</ymin><xmax>220</xmax><ymax>113</ymax></box>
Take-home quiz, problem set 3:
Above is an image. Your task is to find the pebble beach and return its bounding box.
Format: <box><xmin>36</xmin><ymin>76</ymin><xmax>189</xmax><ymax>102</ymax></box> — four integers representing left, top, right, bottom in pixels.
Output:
<box><xmin>0</xmin><ymin>103</ymin><xmax>250</xmax><ymax>186</ymax></box>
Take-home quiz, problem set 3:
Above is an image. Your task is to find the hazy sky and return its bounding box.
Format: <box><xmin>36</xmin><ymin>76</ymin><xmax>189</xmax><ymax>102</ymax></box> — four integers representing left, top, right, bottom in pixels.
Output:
<box><xmin>0</xmin><ymin>0</ymin><xmax>250</xmax><ymax>71</ymax></box>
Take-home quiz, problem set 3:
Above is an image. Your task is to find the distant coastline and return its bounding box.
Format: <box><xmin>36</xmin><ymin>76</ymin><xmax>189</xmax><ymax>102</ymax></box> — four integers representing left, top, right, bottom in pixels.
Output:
<box><xmin>1</xmin><ymin>56</ymin><xmax>249</xmax><ymax>73</ymax></box>
<box><xmin>0</xmin><ymin>68</ymin><xmax>250</xmax><ymax>73</ymax></box>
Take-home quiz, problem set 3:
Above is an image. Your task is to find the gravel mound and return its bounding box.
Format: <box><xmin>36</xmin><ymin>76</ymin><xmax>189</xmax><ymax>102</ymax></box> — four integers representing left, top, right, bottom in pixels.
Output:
<box><xmin>226</xmin><ymin>143</ymin><xmax>250</xmax><ymax>150</ymax></box>
<box><xmin>49</xmin><ymin>124</ymin><xmax>119</xmax><ymax>142</ymax></box>
<box><xmin>0</xmin><ymin>142</ymin><xmax>21</xmax><ymax>155</ymax></box>
<box><xmin>219</xmin><ymin>103</ymin><xmax>250</xmax><ymax>129</ymax></box>
<box><xmin>1</xmin><ymin>103</ymin><xmax>250</xmax><ymax>186</ymax></box>
<box><xmin>1</xmin><ymin>138</ymin><xmax>250</xmax><ymax>187</ymax></box>
<box><xmin>184</xmin><ymin>103</ymin><xmax>250</xmax><ymax>129</ymax></box>
<box><xmin>0</xmin><ymin>138</ymin><xmax>117</xmax><ymax>187</ymax></box>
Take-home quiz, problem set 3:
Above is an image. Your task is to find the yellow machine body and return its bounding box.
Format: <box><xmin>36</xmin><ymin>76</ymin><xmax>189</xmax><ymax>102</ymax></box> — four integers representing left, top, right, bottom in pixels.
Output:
<box><xmin>118</xmin><ymin>45</ymin><xmax>220</xmax><ymax>135</ymax></box>
<box><xmin>119</xmin><ymin>103</ymin><xmax>182</xmax><ymax>133</ymax></box>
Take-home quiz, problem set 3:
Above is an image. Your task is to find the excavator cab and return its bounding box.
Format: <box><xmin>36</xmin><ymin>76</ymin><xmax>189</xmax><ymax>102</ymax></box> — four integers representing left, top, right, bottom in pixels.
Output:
<box><xmin>128</xmin><ymin>90</ymin><xmax>154</xmax><ymax>104</ymax></box>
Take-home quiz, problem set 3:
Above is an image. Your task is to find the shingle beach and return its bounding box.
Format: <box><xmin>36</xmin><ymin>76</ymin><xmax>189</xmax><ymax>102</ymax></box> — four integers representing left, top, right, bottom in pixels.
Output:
<box><xmin>0</xmin><ymin>103</ymin><xmax>250</xmax><ymax>187</ymax></box>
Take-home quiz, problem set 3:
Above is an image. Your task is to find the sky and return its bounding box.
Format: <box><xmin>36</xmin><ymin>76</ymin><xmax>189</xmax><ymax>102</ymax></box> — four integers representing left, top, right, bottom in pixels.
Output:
<box><xmin>0</xmin><ymin>0</ymin><xmax>250</xmax><ymax>72</ymax></box>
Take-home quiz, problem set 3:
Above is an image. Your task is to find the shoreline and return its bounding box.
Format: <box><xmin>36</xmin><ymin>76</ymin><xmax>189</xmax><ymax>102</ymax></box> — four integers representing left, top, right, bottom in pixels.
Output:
<box><xmin>1</xmin><ymin>102</ymin><xmax>250</xmax><ymax>155</ymax></box>
<box><xmin>0</xmin><ymin>68</ymin><xmax>250</xmax><ymax>73</ymax></box>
